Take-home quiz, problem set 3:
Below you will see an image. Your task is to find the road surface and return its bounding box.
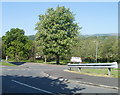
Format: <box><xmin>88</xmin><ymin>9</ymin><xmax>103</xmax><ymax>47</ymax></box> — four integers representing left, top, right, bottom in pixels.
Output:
<box><xmin>1</xmin><ymin>63</ymin><xmax>119</xmax><ymax>94</ymax></box>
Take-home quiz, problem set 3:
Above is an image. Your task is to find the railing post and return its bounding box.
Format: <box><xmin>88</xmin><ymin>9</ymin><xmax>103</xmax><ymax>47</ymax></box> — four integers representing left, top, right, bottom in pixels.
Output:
<box><xmin>108</xmin><ymin>68</ymin><xmax>111</xmax><ymax>76</ymax></box>
<box><xmin>69</xmin><ymin>67</ymin><xmax>71</xmax><ymax>70</ymax></box>
<box><xmin>78</xmin><ymin>67</ymin><xmax>81</xmax><ymax>72</ymax></box>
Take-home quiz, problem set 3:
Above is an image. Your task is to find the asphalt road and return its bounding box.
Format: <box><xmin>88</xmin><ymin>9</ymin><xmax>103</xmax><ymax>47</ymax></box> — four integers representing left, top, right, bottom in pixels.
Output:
<box><xmin>1</xmin><ymin>63</ymin><xmax>119</xmax><ymax>94</ymax></box>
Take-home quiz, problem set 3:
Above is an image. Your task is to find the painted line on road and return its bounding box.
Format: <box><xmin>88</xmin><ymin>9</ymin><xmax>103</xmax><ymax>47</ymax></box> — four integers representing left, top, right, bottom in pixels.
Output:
<box><xmin>11</xmin><ymin>80</ymin><xmax>53</xmax><ymax>94</ymax></box>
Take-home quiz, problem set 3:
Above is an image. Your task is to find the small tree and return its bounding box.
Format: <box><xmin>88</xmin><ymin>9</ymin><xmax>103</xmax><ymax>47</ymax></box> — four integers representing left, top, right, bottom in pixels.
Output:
<box><xmin>35</xmin><ymin>6</ymin><xmax>81</xmax><ymax>64</ymax></box>
<box><xmin>2</xmin><ymin>28</ymin><xmax>32</xmax><ymax>61</ymax></box>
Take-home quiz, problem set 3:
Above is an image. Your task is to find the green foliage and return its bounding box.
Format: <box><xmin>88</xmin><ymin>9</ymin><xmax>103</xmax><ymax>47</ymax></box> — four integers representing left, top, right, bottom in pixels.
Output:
<box><xmin>35</xmin><ymin>6</ymin><xmax>81</xmax><ymax>64</ymax></box>
<box><xmin>28</xmin><ymin>35</ymin><xmax>35</xmax><ymax>40</ymax></box>
<box><xmin>71</xmin><ymin>36</ymin><xmax>118</xmax><ymax>63</ymax></box>
<box><xmin>2</xmin><ymin>28</ymin><xmax>33</xmax><ymax>62</ymax></box>
<box><xmin>99</xmin><ymin>36</ymin><xmax>118</xmax><ymax>62</ymax></box>
<box><xmin>69</xmin><ymin>68</ymin><xmax>118</xmax><ymax>78</ymax></box>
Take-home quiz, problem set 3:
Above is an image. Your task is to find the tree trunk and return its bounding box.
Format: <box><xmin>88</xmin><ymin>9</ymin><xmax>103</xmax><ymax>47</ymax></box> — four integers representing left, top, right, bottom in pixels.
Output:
<box><xmin>44</xmin><ymin>55</ymin><xmax>47</xmax><ymax>63</ymax></box>
<box><xmin>16</xmin><ymin>54</ymin><xmax>19</xmax><ymax>62</ymax></box>
<box><xmin>56</xmin><ymin>55</ymin><xmax>60</xmax><ymax>64</ymax></box>
<box><xmin>6</xmin><ymin>56</ymin><xmax>8</xmax><ymax>61</ymax></box>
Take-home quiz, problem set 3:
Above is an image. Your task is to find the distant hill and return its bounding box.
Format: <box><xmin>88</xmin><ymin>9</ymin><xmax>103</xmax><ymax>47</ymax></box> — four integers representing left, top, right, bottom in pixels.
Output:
<box><xmin>82</xmin><ymin>33</ymin><xmax>118</xmax><ymax>37</ymax></box>
<box><xmin>27</xmin><ymin>33</ymin><xmax>118</xmax><ymax>41</ymax></box>
<box><xmin>92</xmin><ymin>33</ymin><xmax>118</xmax><ymax>36</ymax></box>
<box><xmin>27</xmin><ymin>35</ymin><xmax>35</xmax><ymax>40</ymax></box>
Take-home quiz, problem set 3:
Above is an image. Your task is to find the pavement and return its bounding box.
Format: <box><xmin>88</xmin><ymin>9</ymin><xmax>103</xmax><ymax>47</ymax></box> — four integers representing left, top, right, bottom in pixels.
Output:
<box><xmin>1</xmin><ymin>62</ymin><xmax>119</xmax><ymax>94</ymax></box>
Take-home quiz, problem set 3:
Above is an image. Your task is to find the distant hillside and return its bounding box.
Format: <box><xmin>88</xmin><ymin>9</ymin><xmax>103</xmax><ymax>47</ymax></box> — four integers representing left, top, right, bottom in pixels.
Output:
<box><xmin>92</xmin><ymin>33</ymin><xmax>118</xmax><ymax>36</ymax></box>
<box><xmin>27</xmin><ymin>35</ymin><xmax>35</xmax><ymax>40</ymax></box>
<box><xmin>27</xmin><ymin>33</ymin><xmax>118</xmax><ymax>40</ymax></box>
<box><xmin>82</xmin><ymin>33</ymin><xmax>118</xmax><ymax>37</ymax></box>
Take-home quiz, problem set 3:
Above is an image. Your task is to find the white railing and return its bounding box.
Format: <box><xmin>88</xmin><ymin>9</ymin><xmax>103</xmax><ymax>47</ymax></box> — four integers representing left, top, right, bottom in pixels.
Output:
<box><xmin>68</xmin><ymin>58</ymin><xmax>118</xmax><ymax>76</ymax></box>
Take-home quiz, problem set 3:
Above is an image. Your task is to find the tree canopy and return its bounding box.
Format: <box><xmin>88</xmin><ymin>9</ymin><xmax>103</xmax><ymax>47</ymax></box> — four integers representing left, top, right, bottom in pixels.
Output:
<box><xmin>35</xmin><ymin>6</ymin><xmax>81</xmax><ymax>64</ymax></box>
<box><xmin>2</xmin><ymin>28</ymin><xmax>33</xmax><ymax>61</ymax></box>
<box><xmin>71</xmin><ymin>35</ymin><xmax>118</xmax><ymax>63</ymax></box>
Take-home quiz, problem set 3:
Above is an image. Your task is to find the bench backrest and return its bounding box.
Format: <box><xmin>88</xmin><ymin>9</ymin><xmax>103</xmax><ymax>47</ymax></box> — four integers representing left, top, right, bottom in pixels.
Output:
<box><xmin>70</xmin><ymin>57</ymin><xmax>82</xmax><ymax>63</ymax></box>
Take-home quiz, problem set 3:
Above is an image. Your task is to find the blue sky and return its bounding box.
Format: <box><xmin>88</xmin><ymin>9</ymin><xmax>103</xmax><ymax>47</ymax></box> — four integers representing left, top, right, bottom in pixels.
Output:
<box><xmin>2</xmin><ymin>2</ymin><xmax>118</xmax><ymax>36</ymax></box>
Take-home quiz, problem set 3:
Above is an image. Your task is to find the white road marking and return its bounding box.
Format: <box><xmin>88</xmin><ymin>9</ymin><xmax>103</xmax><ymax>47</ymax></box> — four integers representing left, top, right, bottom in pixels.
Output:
<box><xmin>11</xmin><ymin>80</ymin><xmax>53</xmax><ymax>94</ymax></box>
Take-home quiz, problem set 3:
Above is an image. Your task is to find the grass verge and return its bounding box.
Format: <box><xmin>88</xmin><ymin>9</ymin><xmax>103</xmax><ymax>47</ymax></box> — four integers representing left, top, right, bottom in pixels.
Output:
<box><xmin>66</xmin><ymin>68</ymin><xmax>119</xmax><ymax>78</ymax></box>
<box><xmin>0</xmin><ymin>62</ymin><xmax>17</xmax><ymax>66</ymax></box>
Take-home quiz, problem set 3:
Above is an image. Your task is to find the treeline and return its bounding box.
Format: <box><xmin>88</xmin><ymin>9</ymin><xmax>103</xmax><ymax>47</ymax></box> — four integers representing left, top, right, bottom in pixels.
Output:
<box><xmin>71</xmin><ymin>35</ymin><xmax>118</xmax><ymax>63</ymax></box>
<box><xmin>28</xmin><ymin>34</ymin><xmax>118</xmax><ymax>63</ymax></box>
<box><xmin>1</xmin><ymin>29</ymin><xmax>118</xmax><ymax>63</ymax></box>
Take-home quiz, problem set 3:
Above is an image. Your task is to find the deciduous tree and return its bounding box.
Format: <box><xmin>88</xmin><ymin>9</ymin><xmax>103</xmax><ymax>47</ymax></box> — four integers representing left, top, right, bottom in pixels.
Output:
<box><xmin>35</xmin><ymin>6</ymin><xmax>81</xmax><ymax>64</ymax></box>
<box><xmin>2</xmin><ymin>28</ymin><xmax>32</xmax><ymax>61</ymax></box>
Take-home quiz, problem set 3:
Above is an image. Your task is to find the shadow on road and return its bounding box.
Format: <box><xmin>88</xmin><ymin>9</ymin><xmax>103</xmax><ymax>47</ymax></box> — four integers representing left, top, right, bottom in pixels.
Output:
<box><xmin>2</xmin><ymin>75</ymin><xmax>85</xmax><ymax>95</ymax></box>
<box><xmin>8</xmin><ymin>62</ymin><xmax>26</xmax><ymax>65</ymax></box>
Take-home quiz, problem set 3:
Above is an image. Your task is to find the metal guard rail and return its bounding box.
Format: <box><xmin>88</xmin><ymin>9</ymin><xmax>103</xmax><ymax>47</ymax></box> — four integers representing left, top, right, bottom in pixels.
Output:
<box><xmin>67</xmin><ymin>62</ymin><xmax>118</xmax><ymax>76</ymax></box>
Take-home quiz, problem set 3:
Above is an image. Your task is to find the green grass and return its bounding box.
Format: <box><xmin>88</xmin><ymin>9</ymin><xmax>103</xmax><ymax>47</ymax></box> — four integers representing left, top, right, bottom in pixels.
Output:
<box><xmin>0</xmin><ymin>62</ymin><xmax>17</xmax><ymax>66</ymax></box>
<box><xmin>70</xmin><ymin>68</ymin><xmax>119</xmax><ymax>78</ymax></box>
<box><xmin>33</xmin><ymin>60</ymin><xmax>44</xmax><ymax>63</ymax></box>
<box><xmin>6</xmin><ymin>59</ymin><xmax>34</xmax><ymax>62</ymax></box>
<box><xmin>42</xmin><ymin>61</ymin><xmax>68</xmax><ymax>65</ymax></box>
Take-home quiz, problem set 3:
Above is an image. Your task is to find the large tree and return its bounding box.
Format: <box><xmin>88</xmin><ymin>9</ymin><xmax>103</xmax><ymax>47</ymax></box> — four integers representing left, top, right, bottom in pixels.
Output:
<box><xmin>35</xmin><ymin>6</ymin><xmax>80</xmax><ymax>64</ymax></box>
<box><xmin>2</xmin><ymin>28</ymin><xmax>32</xmax><ymax>61</ymax></box>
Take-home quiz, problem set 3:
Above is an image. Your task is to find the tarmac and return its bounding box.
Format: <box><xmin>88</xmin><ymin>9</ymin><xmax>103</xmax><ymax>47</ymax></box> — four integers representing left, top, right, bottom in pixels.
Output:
<box><xmin>43</xmin><ymin>64</ymin><xmax>119</xmax><ymax>90</ymax></box>
<box><xmin>2</xmin><ymin>62</ymin><xmax>119</xmax><ymax>90</ymax></box>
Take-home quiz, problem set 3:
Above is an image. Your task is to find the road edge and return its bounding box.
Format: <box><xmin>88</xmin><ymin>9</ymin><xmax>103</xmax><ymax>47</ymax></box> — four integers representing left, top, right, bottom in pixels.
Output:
<box><xmin>42</xmin><ymin>71</ymin><xmax>119</xmax><ymax>90</ymax></box>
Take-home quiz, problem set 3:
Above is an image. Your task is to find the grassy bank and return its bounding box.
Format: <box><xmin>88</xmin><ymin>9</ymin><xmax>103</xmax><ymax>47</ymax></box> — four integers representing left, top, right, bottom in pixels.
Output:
<box><xmin>0</xmin><ymin>62</ymin><xmax>17</xmax><ymax>66</ymax></box>
<box><xmin>42</xmin><ymin>61</ymin><xmax>68</xmax><ymax>65</ymax></box>
<box><xmin>67</xmin><ymin>68</ymin><xmax>119</xmax><ymax>78</ymax></box>
<box><xmin>2</xmin><ymin>58</ymin><xmax>69</xmax><ymax>65</ymax></box>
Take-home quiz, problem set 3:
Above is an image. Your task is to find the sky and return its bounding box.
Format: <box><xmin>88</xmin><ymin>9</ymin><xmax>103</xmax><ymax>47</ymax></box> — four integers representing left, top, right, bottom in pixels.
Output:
<box><xmin>2</xmin><ymin>2</ymin><xmax>118</xmax><ymax>36</ymax></box>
